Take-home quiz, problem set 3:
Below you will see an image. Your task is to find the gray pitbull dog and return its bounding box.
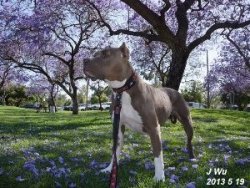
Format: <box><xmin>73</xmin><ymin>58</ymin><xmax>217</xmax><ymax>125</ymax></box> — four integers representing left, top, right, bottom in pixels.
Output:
<box><xmin>83</xmin><ymin>43</ymin><xmax>195</xmax><ymax>182</ymax></box>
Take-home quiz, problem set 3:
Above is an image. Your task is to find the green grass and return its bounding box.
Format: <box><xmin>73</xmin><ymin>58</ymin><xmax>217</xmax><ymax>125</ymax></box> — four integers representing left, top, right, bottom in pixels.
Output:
<box><xmin>0</xmin><ymin>106</ymin><xmax>249</xmax><ymax>188</ymax></box>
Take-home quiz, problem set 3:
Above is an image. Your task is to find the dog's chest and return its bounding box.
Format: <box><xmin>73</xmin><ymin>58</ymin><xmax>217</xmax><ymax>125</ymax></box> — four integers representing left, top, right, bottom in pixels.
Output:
<box><xmin>118</xmin><ymin>92</ymin><xmax>143</xmax><ymax>132</ymax></box>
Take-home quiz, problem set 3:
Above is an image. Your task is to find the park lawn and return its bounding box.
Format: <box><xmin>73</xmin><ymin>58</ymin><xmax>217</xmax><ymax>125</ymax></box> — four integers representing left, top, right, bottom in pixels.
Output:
<box><xmin>0</xmin><ymin>106</ymin><xmax>249</xmax><ymax>188</ymax></box>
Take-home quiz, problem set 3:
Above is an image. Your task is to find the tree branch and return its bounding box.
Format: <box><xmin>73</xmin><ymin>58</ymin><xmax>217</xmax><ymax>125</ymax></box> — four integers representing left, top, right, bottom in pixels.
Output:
<box><xmin>188</xmin><ymin>20</ymin><xmax>250</xmax><ymax>52</ymax></box>
<box><xmin>226</xmin><ymin>32</ymin><xmax>250</xmax><ymax>69</ymax></box>
<box><xmin>121</xmin><ymin>0</ymin><xmax>176</xmax><ymax>44</ymax></box>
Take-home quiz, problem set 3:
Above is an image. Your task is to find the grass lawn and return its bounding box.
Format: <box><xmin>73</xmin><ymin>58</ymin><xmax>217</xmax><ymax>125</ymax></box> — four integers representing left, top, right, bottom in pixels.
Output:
<box><xmin>0</xmin><ymin>106</ymin><xmax>249</xmax><ymax>188</ymax></box>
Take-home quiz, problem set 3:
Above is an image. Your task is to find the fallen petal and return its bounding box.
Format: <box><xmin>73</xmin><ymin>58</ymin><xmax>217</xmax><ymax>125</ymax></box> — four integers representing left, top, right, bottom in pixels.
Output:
<box><xmin>192</xmin><ymin>164</ymin><xmax>198</xmax><ymax>169</ymax></box>
<box><xmin>144</xmin><ymin>161</ymin><xmax>154</xmax><ymax>170</ymax></box>
<box><xmin>58</xmin><ymin>157</ymin><xmax>64</xmax><ymax>164</ymax></box>
<box><xmin>0</xmin><ymin>167</ymin><xmax>4</xmax><ymax>175</ymax></box>
<box><xmin>186</xmin><ymin>181</ymin><xmax>196</xmax><ymax>188</ymax></box>
<box><xmin>167</xmin><ymin>167</ymin><xmax>176</xmax><ymax>171</ymax></box>
<box><xmin>68</xmin><ymin>182</ymin><xmax>77</xmax><ymax>188</ymax></box>
<box><xmin>181</xmin><ymin>166</ymin><xmax>189</xmax><ymax>172</ymax></box>
<box><xmin>170</xmin><ymin>174</ymin><xmax>179</xmax><ymax>182</ymax></box>
<box><xmin>129</xmin><ymin>170</ymin><xmax>137</xmax><ymax>176</ymax></box>
<box><xmin>16</xmin><ymin>176</ymin><xmax>25</xmax><ymax>182</ymax></box>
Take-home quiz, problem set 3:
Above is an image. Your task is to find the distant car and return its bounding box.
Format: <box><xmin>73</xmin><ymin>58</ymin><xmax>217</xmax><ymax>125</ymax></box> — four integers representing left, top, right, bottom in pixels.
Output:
<box><xmin>244</xmin><ymin>106</ymin><xmax>250</xmax><ymax>112</ymax></box>
<box><xmin>63</xmin><ymin>106</ymin><xmax>73</xmax><ymax>111</ymax></box>
<box><xmin>22</xmin><ymin>104</ymin><xmax>37</xmax><ymax>109</ymax></box>
<box><xmin>102</xmin><ymin>102</ymin><xmax>111</xmax><ymax>110</ymax></box>
<box><xmin>78</xmin><ymin>104</ymin><xmax>86</xmax><ymax>111</ymax></box>
<box><xmin>187</xmin><ymin>102</ymin><xmax>205</xmax><ymax>109</ymax></box>
<box><xmin>90</xmin><ymin>104</ymin><xmax>99</xmax><ymax>110</ymax></box>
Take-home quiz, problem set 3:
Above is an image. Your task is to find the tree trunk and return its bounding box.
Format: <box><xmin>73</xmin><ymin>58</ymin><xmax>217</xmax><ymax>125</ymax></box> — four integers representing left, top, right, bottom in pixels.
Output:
<box><xmin>98</xmin><ymin>95</ymin><xmax>103</xmax><ymax>111</ymax></box>
<box><xmin>71</xmin><ymin>91</ymin><xmax>79</xmax><ymax>115</ymax></box>
<box><xmin>163</xmin><ymin>49</ymin><xmax>189</xmax><ymax>90</ymax></box>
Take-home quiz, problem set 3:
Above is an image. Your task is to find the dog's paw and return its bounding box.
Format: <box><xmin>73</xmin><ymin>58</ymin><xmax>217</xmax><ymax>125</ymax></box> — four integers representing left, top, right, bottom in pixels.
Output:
<box><xmin>153</xmin><ymin>174</ymin><xmax>165</xmax><ymax>182</ymax></box>
<box><xmin>100</xmin><ymin>165</ymin><xmax>112</xmax><ymax>173</ymax></box>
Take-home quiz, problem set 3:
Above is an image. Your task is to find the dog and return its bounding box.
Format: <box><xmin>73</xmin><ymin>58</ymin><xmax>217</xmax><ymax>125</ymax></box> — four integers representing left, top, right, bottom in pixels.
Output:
<box><xmin>83</xmin><ymin>43</ymin><xmax>195</xmax><ymax>182</ymax></box>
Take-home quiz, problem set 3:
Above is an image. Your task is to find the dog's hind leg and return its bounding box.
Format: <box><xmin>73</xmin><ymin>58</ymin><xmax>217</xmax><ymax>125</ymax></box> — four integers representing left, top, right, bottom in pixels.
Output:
<box><xmin>100</xmin><ymin>124</ymin><xmax>125</xmax><ymax>173</ymax></box>
<box><xmin>175</xmin><ymin>109</ymin><xmax>195</xmax><ymax>159</ymax></box>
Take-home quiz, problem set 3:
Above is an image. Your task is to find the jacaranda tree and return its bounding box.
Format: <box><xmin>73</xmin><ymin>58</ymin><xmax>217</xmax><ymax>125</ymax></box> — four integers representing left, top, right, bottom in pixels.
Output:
<box><xmin>88</xmin><ymin>0</ymin><xmax>250</xmax><ymax>90</ymax></box>
<box><xmin>0</xmin><ymin>0</ymin><xmax>104</xmax><ymax>114</ymax></box>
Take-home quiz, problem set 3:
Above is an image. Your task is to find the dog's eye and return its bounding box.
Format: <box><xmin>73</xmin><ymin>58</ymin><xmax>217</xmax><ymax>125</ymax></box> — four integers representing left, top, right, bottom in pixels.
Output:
<box><xmin>93</xmin><ymin>52</ymin><xmax>100</xmax><ymax>58</ymax></box>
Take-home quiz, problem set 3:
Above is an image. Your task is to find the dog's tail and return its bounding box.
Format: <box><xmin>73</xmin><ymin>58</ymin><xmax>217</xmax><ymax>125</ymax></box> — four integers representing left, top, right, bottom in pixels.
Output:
<box><xmin>169</xmin><ymin>114</ymin><xmax>177</xmax><ymax>124</ymax></box>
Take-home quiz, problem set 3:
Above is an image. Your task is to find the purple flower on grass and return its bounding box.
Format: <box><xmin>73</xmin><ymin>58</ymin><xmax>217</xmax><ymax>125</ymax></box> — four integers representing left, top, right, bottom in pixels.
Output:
<box><xmin>178</xmin><ymin>157</ymin><xmax>185</xmax><ymax>163</ymax></box>
<box><xmin>181</xmin><ymin>147</ymin><xmax>189</xmax><ymax>153</ymax></box>
<box><xmin>68</xmin><ymin>182</ymin><xmax>77</xmax><ymax>188</ymax></box>
<box><xmin>49</xmin><ymin>160</ymin><xmax>56</xmax><ymax>167</ymax></box>
<box><xmin>224</xmin><ymin>154</ymin><xmax>231</xmax><ymax>163</ymax></box>
<box><xmin>181</xmin><ymin>166</ymin><xmax>189</xmax><ymax>172</ymax></box>
<box><xmin>235</xmin><ymin>158</ymin><xmax>250</xmax><ymax>166</ymax></box>
<box><xmin>144</xmin><ymin>161</ymin><xmax>154</xmax><ymax>170</ymax></box>
<box><xmin>129</xmin><ymin>170</ymin><xmax>137</xmax><ymax>176</ymax></box>
<box><xmin>23</xmin><ymin>160</ymin><xmax>39</xmax><ymax>176</ymax></box>
<box><xmin>186</xmin><ymin>182</ymin><xmax>196</xmax><ymax>188</ymax></box>
<box><xmin>58</xmin><ymin>156</ymin><xmax>64</xmax><ymax>164</ymax></box>
<box><xmin>0</xmin><ymin>167</ymin><xmax>4</xmax><ymax>175</ymax></box>
<box><xmin>189</xmin><ymin>158</ymin><xmax>198</xmax><ymax>163</ymax></box>
<box><xmin>16</xmin><ymin>176</ymin><xmax>25</xmax><ymax>182</ymax></box>
<box><xmin>167</xmin><ymin>167</ymin><xmax>176</xmax><ymax>171</ymax></box>
<box><xmin>162</xmin><ymin>140</ymin><xmax>169</xmax><ymax>151</ymax></box>
<box><xmin>89</xmin><ymin>160</ymin><xmax>109</xmax><ymax>169</ymax></box>
<box><xmin>55</xmin><ymin>181</ymin><xmax>62</xmax><ymax>188</ymax></box>
<box><xmin>170</xmin><ymin>174</ymin><xmax>179</xmax><ymax>182</ymax></box>
<box><xmin>89</xmin><ymin>160</ymin><xmax>98</xmax><ymax>169</ymax></box>
<box><xmin>192</xmin><ymin>164</ymin><xmax>198</xmax><ymax>169</ymax></box>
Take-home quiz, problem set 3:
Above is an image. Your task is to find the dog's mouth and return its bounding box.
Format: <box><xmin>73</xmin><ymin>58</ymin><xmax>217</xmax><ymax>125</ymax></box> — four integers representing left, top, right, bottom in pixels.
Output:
<box><xmin>84</xmin><ymin>68</ymin><xmax>97</xmax><ymax>81</ymax></box>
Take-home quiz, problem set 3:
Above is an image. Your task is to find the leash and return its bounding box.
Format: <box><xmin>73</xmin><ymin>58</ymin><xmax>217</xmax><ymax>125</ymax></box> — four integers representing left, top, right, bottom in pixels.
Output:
<box><xmin>109</xmin><ymin>72</ymin><xmax>137</xmax><ymax>188</ymax></box>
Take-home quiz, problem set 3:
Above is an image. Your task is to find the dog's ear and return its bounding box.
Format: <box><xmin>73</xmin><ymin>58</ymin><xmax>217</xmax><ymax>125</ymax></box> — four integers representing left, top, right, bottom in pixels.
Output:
<box><xmin>120</xmin><ymin>42</ymin><xmax>129</xmax><ymax>59</ymax></box>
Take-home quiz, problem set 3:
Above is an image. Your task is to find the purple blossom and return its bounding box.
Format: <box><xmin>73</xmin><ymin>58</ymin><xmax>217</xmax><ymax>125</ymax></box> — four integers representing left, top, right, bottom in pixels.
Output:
<box><xmin>181</xmin><ymin>147</ymin><xmax>189</xmax><ymax>153</ymax></box>
<box><xmin>192</xmin><ymin>164</ymin><xmax>199</xmax><ymax>169</ymax></box>
<box><xmin>181</xmin><ymin>166</ymin><xmax>189</xmax><ymax>172</ymax></box>
<box><xmin>161</xmin><ymin>140</ymin><xmax>169</xmax><ymax>151</ymax></box>
<box><xmin>190</xmin><ymin>158</ymin><xmax>198</xmax><ymax>163</ymax></box>
<box><xmin>144</xmin><ymin>160</ymin><xmax>154</xmax><ymax>170</ymax></box>
<box><xmin>235</xmin><ymin>158</ymin><xmax>250</xmax><ymax>166</ymax></box>
<box><xmin>129</xmin><ymin>170</ymin><xmax>137</xmax><ymax>176</ymax></box>
<box><xmin>223</xmin><ymin>154</ymin><xmax>231</xmax><ymax>162</ymax></box>
<box><xmin>167</xmin><ymin>167</ymin><xmax>176</xmax><ymax>171</ymax></box>
<box><xmin>55</xmin><ymin>181</ymin><xmax>62</xmax><ymax>188</ymax></box>
<box><xmin>23</xmin><ymin>160</ymin><xmax>39</xmax><ymax>177</ymax></box>
<box><xmin>170</xmin><ymin>174</ymin><xmax>179</xmax><ymax>182</ymax></box>
<box><xmin>68</xmin><ymin>182</ymin><xmax>77</xmax><ymax>188</ymax></box>
<box><xmin>186</xmin><ymin>182</ymin><xmax>196</xmax><ymax>188</ymax></box>
<box><xmin>178</xmin><ymin>157</ymin><xmax>186</xmax><ymax>163</ymax></box>
<box><xmin>16</xmin><ymin>176</ymin><xmax>25</xmax><ymax>182</ymax></box>
<box><xmin>58</xmin><ymin>156</ymin><xmax>64</xmax><ymax>164</ymax></box>
<box><xmin>89</xmin><ymin>160</ymin><xmax>109</xmax><ymax>169</ymax></box>
<box><xmin>0</xmin><ymin>167</ymin><xmax>4</xmax><ymax>175</ymax></box>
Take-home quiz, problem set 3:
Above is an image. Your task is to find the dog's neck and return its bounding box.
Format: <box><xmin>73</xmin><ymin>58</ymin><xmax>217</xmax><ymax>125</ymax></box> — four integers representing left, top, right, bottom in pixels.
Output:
<box><xmin>106</xmin><ymin>64</ymin><xmax>135</xmax><ymax>89</ymax></box>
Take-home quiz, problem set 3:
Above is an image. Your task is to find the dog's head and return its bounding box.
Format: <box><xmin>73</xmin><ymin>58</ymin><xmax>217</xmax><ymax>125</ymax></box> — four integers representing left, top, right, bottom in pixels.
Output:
<box><xmin>83</xmin><ymin>43</ymin><xmax>132</xmax><ymax>84</ymax></box>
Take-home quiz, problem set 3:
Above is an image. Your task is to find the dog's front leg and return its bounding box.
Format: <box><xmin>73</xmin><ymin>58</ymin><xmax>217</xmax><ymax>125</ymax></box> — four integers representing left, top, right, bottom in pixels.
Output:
<box><xmin>100</xmin><ymin>124</ymin><xmax>125</xmax><ymax>173</ymax></box>
<box><xmin>149</xmin><ymin>126</ymin><xmax>165</xmax><ymax>182</ymax></box>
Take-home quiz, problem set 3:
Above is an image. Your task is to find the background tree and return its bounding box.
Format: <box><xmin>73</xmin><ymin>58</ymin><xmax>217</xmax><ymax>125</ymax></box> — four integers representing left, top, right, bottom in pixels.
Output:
<box><xmin>0</xmin><ymin>84</ymin><xmax>28</xmax><ymax>106</ymax></box>
<box><xmin>0</xmin><ymin>0</ymin><xmax>103</xmax><ymax>114</ymax></box>
<box><xmin>89</xmin><ymin>0</ymin><xmax>250</xmax><ymax>90</ymax></box>
<box><xmin>206</xmin><ymin>49</ymin><xmax>250</xmax><ymax>110</ymax></box>
<box><xmin>90</xmin><ymin>81</ymin><xmax>109</xmax><ymax>110</ymax></box>
<box><xmin>181</xmin><ymin>81</ymin><xmax>203</xmax><ymax>103</ymax></box>
<box><xmin>131</xmin><ymin>40</ymin><xmax>171</xmax><ymax>85</ymax></box>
